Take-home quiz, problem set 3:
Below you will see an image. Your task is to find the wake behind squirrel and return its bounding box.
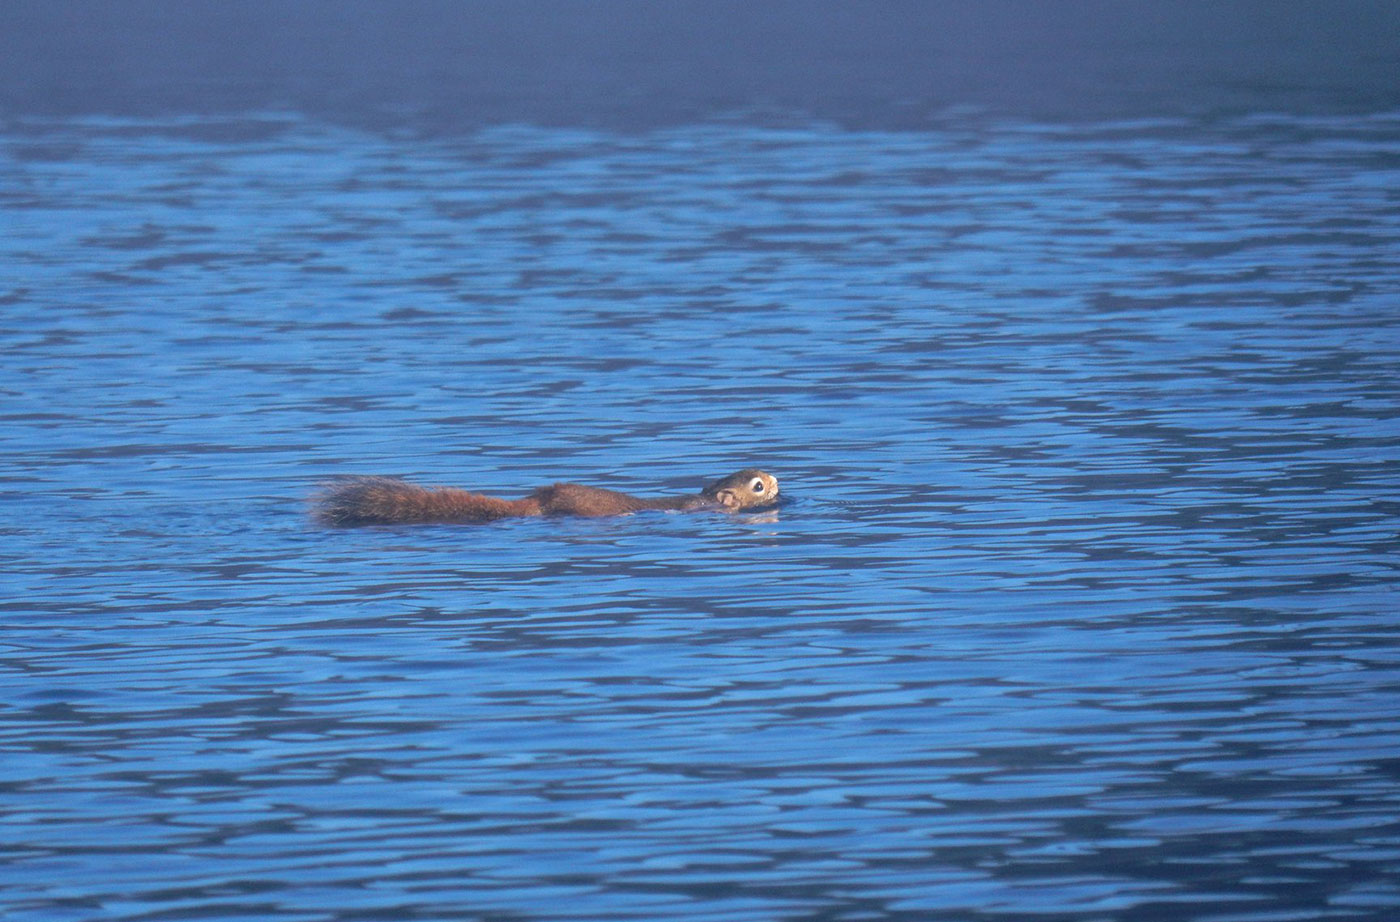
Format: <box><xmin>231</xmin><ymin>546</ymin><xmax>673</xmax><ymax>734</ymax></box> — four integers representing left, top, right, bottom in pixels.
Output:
<box><xmin>316</xmin><ymin>468</ymin><xmax>779</xmax><ymax>526</ymax></box>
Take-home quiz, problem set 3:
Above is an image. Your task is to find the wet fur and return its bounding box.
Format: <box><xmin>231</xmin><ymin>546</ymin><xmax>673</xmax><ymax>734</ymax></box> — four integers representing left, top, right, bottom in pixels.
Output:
<box><xmin>316</xmin><ymin>468</ymin><xmax>776</xmax><ymax>526</ymax></box>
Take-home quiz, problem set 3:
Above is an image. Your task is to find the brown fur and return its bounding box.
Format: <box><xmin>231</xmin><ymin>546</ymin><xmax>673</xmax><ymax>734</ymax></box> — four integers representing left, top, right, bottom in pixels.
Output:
<box><xmin>316</xmin><ymin>469</ymin><xmax>778</xmax><ymax>526</ymax></box>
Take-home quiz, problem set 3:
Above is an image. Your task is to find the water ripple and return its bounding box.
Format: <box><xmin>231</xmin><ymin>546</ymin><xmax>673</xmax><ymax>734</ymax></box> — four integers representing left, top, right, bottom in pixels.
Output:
<box><xmin>2</xmin><ymin>111</ymin><xmax>1399</xmax><ymax>920</ymax></box>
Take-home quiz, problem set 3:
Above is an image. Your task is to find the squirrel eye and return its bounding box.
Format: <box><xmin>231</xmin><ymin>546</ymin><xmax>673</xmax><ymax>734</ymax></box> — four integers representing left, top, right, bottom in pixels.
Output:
<box><xmin>751</xmin><ymin>480</ymin><xmax>765</xmax><ymax>493</ymax></box>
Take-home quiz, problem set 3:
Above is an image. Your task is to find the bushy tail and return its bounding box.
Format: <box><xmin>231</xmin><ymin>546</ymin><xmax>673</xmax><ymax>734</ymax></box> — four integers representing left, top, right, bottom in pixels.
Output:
<box><xmin>315</xmin><ymin>477</ymin><xmax>536</xmax><ymax>526</ymax></box>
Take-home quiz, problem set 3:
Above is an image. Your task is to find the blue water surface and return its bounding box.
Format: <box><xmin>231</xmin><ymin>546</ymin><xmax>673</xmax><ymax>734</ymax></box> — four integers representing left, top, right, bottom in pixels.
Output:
<box><xmin>3</xmin><ymin>106</ymin><xmax>1400</xmax><ymax>921</ymax></box>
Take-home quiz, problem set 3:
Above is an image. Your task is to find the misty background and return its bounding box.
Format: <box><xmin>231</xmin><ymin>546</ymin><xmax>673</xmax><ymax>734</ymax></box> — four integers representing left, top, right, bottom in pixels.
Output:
<box><xmin>4</xmin><ymin>0</ymin><xmax>1399</xmax><ymax>129</ymax></box>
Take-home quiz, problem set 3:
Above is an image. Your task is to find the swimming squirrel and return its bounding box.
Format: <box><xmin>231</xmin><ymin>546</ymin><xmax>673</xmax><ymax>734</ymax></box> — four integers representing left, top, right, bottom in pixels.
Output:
<box><xmin>316</xmin><ymin>468</ymin><xmax>779</xmax><ymax>526</ymax></box>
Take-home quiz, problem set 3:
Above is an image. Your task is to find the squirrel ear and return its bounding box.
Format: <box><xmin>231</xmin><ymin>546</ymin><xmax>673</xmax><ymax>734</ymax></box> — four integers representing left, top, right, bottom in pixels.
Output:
<box><xmin>715</xmin><ymin>489</ymin><xmax>739</xmax><ymax>510</ymax></box>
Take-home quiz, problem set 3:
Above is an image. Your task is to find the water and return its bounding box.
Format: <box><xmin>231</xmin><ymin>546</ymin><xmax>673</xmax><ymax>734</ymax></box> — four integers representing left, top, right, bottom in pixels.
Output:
<box><xmin>4</xmin><ymin>9</ymin><xmax>1400</xmax><ymax>921</ymax></box>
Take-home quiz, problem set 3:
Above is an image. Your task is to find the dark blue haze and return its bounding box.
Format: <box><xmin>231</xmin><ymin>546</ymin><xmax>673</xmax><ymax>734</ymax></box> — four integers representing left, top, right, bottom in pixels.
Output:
<box><xmin>2</xmin><ymin>3</ymin><xmax>1399</xmax><ymax>921</ymax></box>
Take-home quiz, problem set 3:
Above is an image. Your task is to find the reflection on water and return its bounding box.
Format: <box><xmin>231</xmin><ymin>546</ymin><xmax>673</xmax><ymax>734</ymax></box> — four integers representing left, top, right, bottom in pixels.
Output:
<box><xmin>2</xmin><ymin>111</ymin><xmax>1399</xmax><ymax>921</ymax></box>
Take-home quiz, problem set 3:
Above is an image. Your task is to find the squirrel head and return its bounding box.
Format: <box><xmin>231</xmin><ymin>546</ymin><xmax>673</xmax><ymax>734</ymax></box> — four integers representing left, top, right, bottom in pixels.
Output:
<box><xmin>702</xmin><ymin>469</ymin><xmax>780</xmax><ymax>511</ymax></box>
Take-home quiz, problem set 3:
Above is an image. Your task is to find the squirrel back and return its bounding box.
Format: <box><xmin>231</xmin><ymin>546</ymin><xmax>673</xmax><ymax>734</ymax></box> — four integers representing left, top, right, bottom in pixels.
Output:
<box><xmin>315</xmin><ymin>477</ymin><xmax>540</xmax><ymax>526</ymax></box>
<box><xmin>316</xmin><ymin>469</ymin><xmax>779</xmax><ymax>526</ymax></box>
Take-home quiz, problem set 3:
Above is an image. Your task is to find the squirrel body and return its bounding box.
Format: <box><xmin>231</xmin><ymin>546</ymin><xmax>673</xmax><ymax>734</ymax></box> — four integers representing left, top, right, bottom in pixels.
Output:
<box><xmin>316</xmin><ymin>469</ymin><xmax>779</xmax><ymax>526</ymax></box>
